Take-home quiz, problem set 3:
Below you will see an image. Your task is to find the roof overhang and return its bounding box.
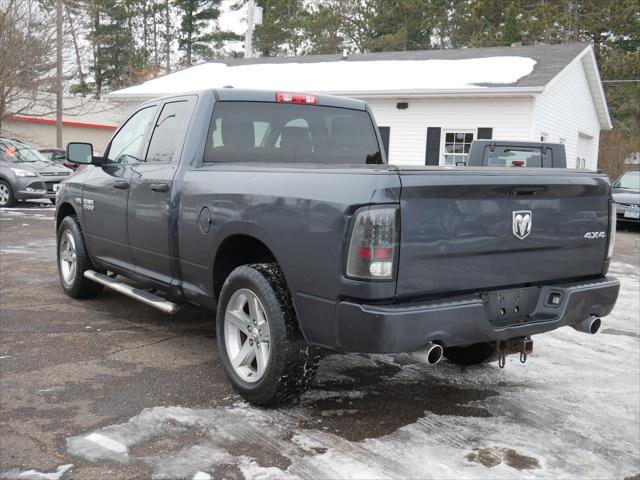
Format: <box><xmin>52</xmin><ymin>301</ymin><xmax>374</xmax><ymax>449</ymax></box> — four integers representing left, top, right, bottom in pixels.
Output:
<box><xmin>330</xmin><ymin>86</ymin><xmax>545</xmax><ymax>99</ymax></box>
<box><xmin>109</xmin><ymin>86</ymin><xmax>545</xmax><ymax>103</ymax></box>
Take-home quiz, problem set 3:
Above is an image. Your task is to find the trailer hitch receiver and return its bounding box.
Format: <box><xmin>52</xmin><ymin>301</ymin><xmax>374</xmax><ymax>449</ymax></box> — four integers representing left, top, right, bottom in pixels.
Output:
<box><xmin>497</xmin><ymin>336</ymin><xmax>533</xmax><ymax>368</ymax></box>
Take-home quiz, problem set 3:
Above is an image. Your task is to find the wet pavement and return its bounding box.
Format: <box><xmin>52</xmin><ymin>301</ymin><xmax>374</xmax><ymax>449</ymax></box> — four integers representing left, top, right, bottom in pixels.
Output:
<box><xmin>1</xmin><ymin>205</ymin><xmax>639</xmax><ymax>479</ymax></box>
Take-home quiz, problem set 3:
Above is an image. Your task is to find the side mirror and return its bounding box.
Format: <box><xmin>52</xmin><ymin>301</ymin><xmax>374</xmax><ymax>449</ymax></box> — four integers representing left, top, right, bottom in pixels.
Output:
<box><xmin>66</xmin><ymin>142</ymin><xmax>96</xmax><ymax>164</ymax></box>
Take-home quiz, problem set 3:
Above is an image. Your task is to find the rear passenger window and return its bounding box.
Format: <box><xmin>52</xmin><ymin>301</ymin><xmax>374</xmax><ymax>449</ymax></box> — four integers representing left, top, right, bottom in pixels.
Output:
<box><xmin>486</xmin><ymin>147</ymin><xmax>546</xmax><ymax>167</ymax></box>
<box><xmin>204</xmin><ymin>101</ymin><xmax>381</xmax><ymax>165</ymax></box>
<box><xmin>146</xmin><ymin>101</ymin><xmax>189</xmax><ymax>163</ymax></box>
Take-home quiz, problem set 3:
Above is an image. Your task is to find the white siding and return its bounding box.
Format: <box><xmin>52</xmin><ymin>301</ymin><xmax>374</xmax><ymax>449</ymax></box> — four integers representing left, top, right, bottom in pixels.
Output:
<box><xmin>532</xmin><ymin>57</ymin><xmax>601</xmax><ymax>169</ymax></box>
<box><xmin>360</xmin><ymin>97</ymin><xmax>534</xmax><ymax>165</ymax></box>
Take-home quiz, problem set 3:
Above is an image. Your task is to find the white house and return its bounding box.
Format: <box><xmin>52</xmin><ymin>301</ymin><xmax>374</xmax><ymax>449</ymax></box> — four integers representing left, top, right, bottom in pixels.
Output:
<box><xmin>109</xmin><ymin>42</ymin><xmax>611</xmax><ymax>169</ymax></box>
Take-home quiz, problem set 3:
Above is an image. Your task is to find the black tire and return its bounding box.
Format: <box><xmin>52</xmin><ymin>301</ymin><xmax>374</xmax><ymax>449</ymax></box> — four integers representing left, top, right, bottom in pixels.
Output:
<box><xmin>0</xmin><ymin>180</ymin><xmax>16</xmax><ymax>208</ymax></box>
<box><xmin>56</xmin><ymin>215</ymin><xmax>104</xmax><ymax>299</ymax></box>
<box><xmin>216</xmin><ymin>263</ymin><xmax>320</xmax><ymax>405</ymax></box>
<box><xmin>443</xmin><ymin>342</ymin><xmax>498</xmax><ymax>366</ymax></box>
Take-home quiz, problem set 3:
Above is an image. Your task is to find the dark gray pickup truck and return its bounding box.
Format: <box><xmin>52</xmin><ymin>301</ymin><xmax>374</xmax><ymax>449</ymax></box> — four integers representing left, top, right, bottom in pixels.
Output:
<box><xmin>56</xmin><ymin>89</ymin><xmax>620</xmax><ymax>405</ymax></box>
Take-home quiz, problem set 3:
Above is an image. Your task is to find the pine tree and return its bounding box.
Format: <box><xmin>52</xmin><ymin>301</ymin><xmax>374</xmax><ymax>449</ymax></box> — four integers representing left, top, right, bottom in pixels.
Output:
<box><xmin>174</xmin><ymin>0</ymin><xmax>222</xmax><ymax>64</ymax></box>
<box><xmin>368</xmin><ymin>0</ymin><xmax>432</xmax><ymax>51</ymax></box>
<box><xmin>255</xmin><ymin>0</ymin><xmax>305</xmax><ymax>56</ymax></box>
<box><xmin>303</xmin><ymin>0</ymin><xmax>346</xmax><ymax>54</ymax></box>
<box><xmin>502</xmin><ymin>4</ymin><xmax>521</xmax><ymax>45</ymax></box>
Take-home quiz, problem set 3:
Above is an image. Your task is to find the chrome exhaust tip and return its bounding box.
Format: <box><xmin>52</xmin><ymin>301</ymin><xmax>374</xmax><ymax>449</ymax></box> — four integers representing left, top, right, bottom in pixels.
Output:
<box><xmin>572</xmin><ymin>315</ymin><xmax>602</xmax><ymax>335</ymax></box>
<box><xmin>409</xmin><ymin>343</ymin><xmax>444</xmax><ymax>365</ymax></box>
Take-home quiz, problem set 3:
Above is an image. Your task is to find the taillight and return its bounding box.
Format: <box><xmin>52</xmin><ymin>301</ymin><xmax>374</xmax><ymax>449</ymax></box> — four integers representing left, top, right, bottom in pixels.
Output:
<box><xmin>607</xmin><ymin>200</ymin><xmax>616</xmax><ymax>259</ymax></box>
<box><xmin>346</xmin><ymin>205</ymin><xmax>399</xmax><ymax>280</ymax></box>
<box><xmin>276</xmin><ymin>92</ymin><xmax>319</xmax><ymax>104</ymax></box>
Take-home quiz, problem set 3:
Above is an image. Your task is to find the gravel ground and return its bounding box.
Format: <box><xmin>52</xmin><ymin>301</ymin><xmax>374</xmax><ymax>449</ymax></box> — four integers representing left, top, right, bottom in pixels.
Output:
<box><xmin>1</xmin><ymin>205</ymin><xmax>638</xmax><ymax>480</ymax></box>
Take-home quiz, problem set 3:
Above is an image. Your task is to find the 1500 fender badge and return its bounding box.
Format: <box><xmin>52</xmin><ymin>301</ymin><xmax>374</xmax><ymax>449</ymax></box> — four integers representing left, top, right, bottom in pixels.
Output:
<box><xmin>82</xmin><ymin>198</ymin><xmax>94</xmax><ymax>211</ymax></box>
<box><xmin>584</xmin><ymin>231</ymin><xmax>606</xmax><ymax>239</ymax></box>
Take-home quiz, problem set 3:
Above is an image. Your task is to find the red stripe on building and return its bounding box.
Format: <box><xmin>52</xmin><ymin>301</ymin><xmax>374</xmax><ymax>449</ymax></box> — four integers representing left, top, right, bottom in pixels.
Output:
<box><xmin>7</xmin><ymin>115</ymin><xmax>118</xmax><ymax>130</ymax></box>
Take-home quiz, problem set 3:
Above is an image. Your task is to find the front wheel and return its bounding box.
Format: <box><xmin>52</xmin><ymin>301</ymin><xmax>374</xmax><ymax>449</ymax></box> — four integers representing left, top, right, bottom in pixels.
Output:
<box><xmin>57</xmin><ymin>216</ymin><xmax>104</xmax><ymax>298</ymax></box>
<box><xmin>443</xmin><ymin>342</ymin><xmax>498</xmax><ymax>366</ymax></box>
<box><xmin>216</xmin><ymin>264</ymin><xmax>319</xmax><ymax>405</ymax></box>
<box><xmin>0</xmin><ymin>180</ymin><xmax>16</xmax><ymax>207</ymax></box>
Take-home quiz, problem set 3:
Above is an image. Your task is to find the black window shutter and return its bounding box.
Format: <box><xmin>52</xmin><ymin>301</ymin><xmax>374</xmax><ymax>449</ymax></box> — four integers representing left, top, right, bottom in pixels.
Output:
<box><xmin>425</xmin><ymin>127</ymin><xmax>441</xmax><ymax>165</ymax></box>
<box><xmin>477</xmin><ymin>127</ymin><xmax>493</xmax><ymax>139</ymax></box>
<box><xmin>378</xmin><ymin>126</ymin><xmax>390</xmax><ymax>159</ymax></box>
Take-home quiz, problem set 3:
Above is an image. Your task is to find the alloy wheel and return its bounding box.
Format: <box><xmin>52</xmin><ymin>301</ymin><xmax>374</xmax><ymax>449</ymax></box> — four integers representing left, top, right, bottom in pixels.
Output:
<box><xmin>0</xmin><ymin>184</ymin><xmax>9</xmax><ymax>206</ymax></box>
<box><xmin>224</xmin><ymin>288</ymin><xmax>271</xmax><ymax>383</ymax></box>
<box><xmin>59</xmin><ymin>230</ymin><xmax>77</xmax><ymax>286</ymax></box>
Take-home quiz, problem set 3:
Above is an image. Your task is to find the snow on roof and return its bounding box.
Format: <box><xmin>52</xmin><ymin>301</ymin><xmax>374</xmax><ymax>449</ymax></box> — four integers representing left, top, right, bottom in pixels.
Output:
<box><xmin>109</xmin><ymin>56</ymin><xmax>537</xmax><ymax>99</ymax></box>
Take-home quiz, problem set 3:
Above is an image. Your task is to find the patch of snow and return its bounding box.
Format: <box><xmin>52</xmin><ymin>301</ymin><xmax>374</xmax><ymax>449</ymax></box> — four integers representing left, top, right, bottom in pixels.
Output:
<box><xmin>0</xmin><ymin>464</ymin><xmax>72</xmax><ymax>480</ymax></box>
<box><xmin>84</xmin><ymin>433</ymin><xmax>128</xmax><ymax>454</ymax></box>
<box><xmin>192</xmin><ymin>472</ymin><xmax>211</xmax><ymax>480</ymax></box>
<box><xmin>110</xmin><ymin>57</ymin><xmax>537</xmax><ymax>98</ymax></box>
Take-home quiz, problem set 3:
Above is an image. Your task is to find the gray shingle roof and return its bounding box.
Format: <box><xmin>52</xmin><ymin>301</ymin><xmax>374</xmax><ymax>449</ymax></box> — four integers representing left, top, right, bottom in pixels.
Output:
<box><xmin>215</xmin><ymin>42</ymin><xmax>591</xmax><ymax>88</ymax></box>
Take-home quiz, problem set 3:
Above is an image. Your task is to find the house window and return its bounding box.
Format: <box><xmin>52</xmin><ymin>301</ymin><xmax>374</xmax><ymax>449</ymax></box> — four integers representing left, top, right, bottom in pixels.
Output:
<box><xmin>443</xmin><ymin>131</ymin><xmax>473</xmax><ymax>166</ymax></box>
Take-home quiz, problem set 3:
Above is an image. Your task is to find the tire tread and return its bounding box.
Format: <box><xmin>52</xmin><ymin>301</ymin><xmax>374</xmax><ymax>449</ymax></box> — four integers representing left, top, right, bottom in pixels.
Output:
<box><xmin>217</xmin><ymin>263</ymin><xmax>320</xmax><ymax>405</ymax></box>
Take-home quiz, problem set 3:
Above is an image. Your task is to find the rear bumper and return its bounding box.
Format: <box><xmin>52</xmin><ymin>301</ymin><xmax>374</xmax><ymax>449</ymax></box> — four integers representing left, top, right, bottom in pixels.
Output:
<box><xmin>334</xmin><ymin>277</ymin><xmax>620</xmax><ymax>353</ymax></box>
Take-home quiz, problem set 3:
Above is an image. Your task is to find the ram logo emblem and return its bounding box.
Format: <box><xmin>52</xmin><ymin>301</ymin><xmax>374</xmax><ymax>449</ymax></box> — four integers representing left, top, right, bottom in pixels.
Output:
<box><xmin>512</xmin><ymin>210</ymin><xmax>532</xmax><ymax>240</ymax></box>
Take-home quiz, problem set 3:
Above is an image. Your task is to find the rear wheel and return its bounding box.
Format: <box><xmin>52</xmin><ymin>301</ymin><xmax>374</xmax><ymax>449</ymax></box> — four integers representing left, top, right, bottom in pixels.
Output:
<box><xmin>217</xmin><ymin>264</ymin><xmax>319</xmax><ymax>405</ymax></box>
<box><xmin>0</xmin><ymin>180</ymin><xmax>16</xmax><ymax>207</ymax></box>
<box><xmin>443</xmin><ymin>342</ymin><xmax>498</xmax><ymax>366</ymax></box>
<box><xmin>57</xmin><ymin>216</ymin><xmax>104</xmax><ymax>298</ymax></box>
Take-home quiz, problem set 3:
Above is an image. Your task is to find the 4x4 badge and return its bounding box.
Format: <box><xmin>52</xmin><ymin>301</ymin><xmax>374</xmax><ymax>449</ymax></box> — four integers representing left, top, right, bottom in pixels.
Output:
<box><xmin>513</xmin><ymin>210</ymin><xmax>532</xmax><ymax>239</ymax></box>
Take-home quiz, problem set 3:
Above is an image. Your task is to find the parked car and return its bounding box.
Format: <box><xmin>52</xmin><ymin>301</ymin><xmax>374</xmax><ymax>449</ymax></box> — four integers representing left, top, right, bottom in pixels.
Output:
<box><xmin>56</xmin><ymin>89</ymin><xmax>619</xmax><ymax>405</ymax></box>
<box><xmin>0</xmin><ymin>138</ymin><xmax>73</xmax><ymax>207</ymax></box>
<box><xmin>39</xmin><ymin>148</ymin><xmax>79</xmax><ymax>171</ymax></box>
<box><xmin>612</xmin><ymin>171</ymin><xmax>640</xmax><ymax>224</ymax></box>
<box><xmin>466</xmin><ymin>140</ymin><xmax>567</xmax><ymax>168</ymax></box>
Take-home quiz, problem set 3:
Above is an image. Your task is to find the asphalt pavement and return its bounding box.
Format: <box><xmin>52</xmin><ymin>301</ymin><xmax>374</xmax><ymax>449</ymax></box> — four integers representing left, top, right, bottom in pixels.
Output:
<box><xmin>1</xmin><ymin>205</ymin><xmax>638</xmax><ymax>480</ymax></box>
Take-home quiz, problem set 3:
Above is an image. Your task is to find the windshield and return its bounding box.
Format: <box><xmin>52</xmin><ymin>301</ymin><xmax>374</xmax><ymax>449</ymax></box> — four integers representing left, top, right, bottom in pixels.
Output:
<box><xmin>204</xmin><ymin>102</ymin><xmax>382</xmax><ymax>165</ymax></box>
<box><xmin>0</xmin><ymin>139</ymin><xmax>48</xmax><ymax>163</ymax></box>
<box><xmin>615</xmin><ymin>172</ymin><xmax>640</xmax><ymax>190</ymax></box>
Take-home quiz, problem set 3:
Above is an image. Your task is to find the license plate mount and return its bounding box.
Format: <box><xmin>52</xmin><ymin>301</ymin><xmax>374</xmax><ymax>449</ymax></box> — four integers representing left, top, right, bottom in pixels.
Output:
<box><xmin>484</xmin><ymin>287</ymin><xmax>537</xmax><ymax>327</ymax></box>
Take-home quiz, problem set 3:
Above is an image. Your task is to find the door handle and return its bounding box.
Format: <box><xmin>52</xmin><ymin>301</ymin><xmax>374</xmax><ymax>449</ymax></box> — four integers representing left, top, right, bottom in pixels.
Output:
<box><xmin>510</xmin><ymin>186</ymin><xmax>546</xmax><ymax>196</ymax></box>
<box><xmin>113</xmin><ymin>181</ymin><xmax>129</xmax><ymax>190</ymax></box>
<box><xmin>150</xmin><ymin>183</ymin><xmax>170</xmax><ymax>193</ymax></box>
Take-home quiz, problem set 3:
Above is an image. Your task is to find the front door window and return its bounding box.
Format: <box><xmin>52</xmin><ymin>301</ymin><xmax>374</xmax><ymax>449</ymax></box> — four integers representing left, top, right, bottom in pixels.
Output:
<box><xmin>106</xmin><ymin>106</ymin><xmax>156</xmax><ymax>164</ymax></box>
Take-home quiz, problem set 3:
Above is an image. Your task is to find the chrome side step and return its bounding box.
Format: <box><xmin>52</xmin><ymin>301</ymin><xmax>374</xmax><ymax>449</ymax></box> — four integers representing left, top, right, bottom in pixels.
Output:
<box><xmin>84</xmin><ymin>270</ymin><xmax>179</xmax><ymax>314</ymax></box>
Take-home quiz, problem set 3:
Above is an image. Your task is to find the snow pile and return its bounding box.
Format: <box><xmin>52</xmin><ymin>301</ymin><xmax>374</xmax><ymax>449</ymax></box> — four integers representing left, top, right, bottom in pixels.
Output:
<box><xmin>109</xmin><ymin>56</ymin><xmax>537</xmax><ymax>98</ymax></box>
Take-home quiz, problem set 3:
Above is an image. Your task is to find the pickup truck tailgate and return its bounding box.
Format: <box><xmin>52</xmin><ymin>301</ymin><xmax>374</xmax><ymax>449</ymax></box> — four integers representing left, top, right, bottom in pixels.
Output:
<box><xmin>396</xmin><ymin>168</ymin><xmax>611</xmax><ymax>298</ymax></box>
